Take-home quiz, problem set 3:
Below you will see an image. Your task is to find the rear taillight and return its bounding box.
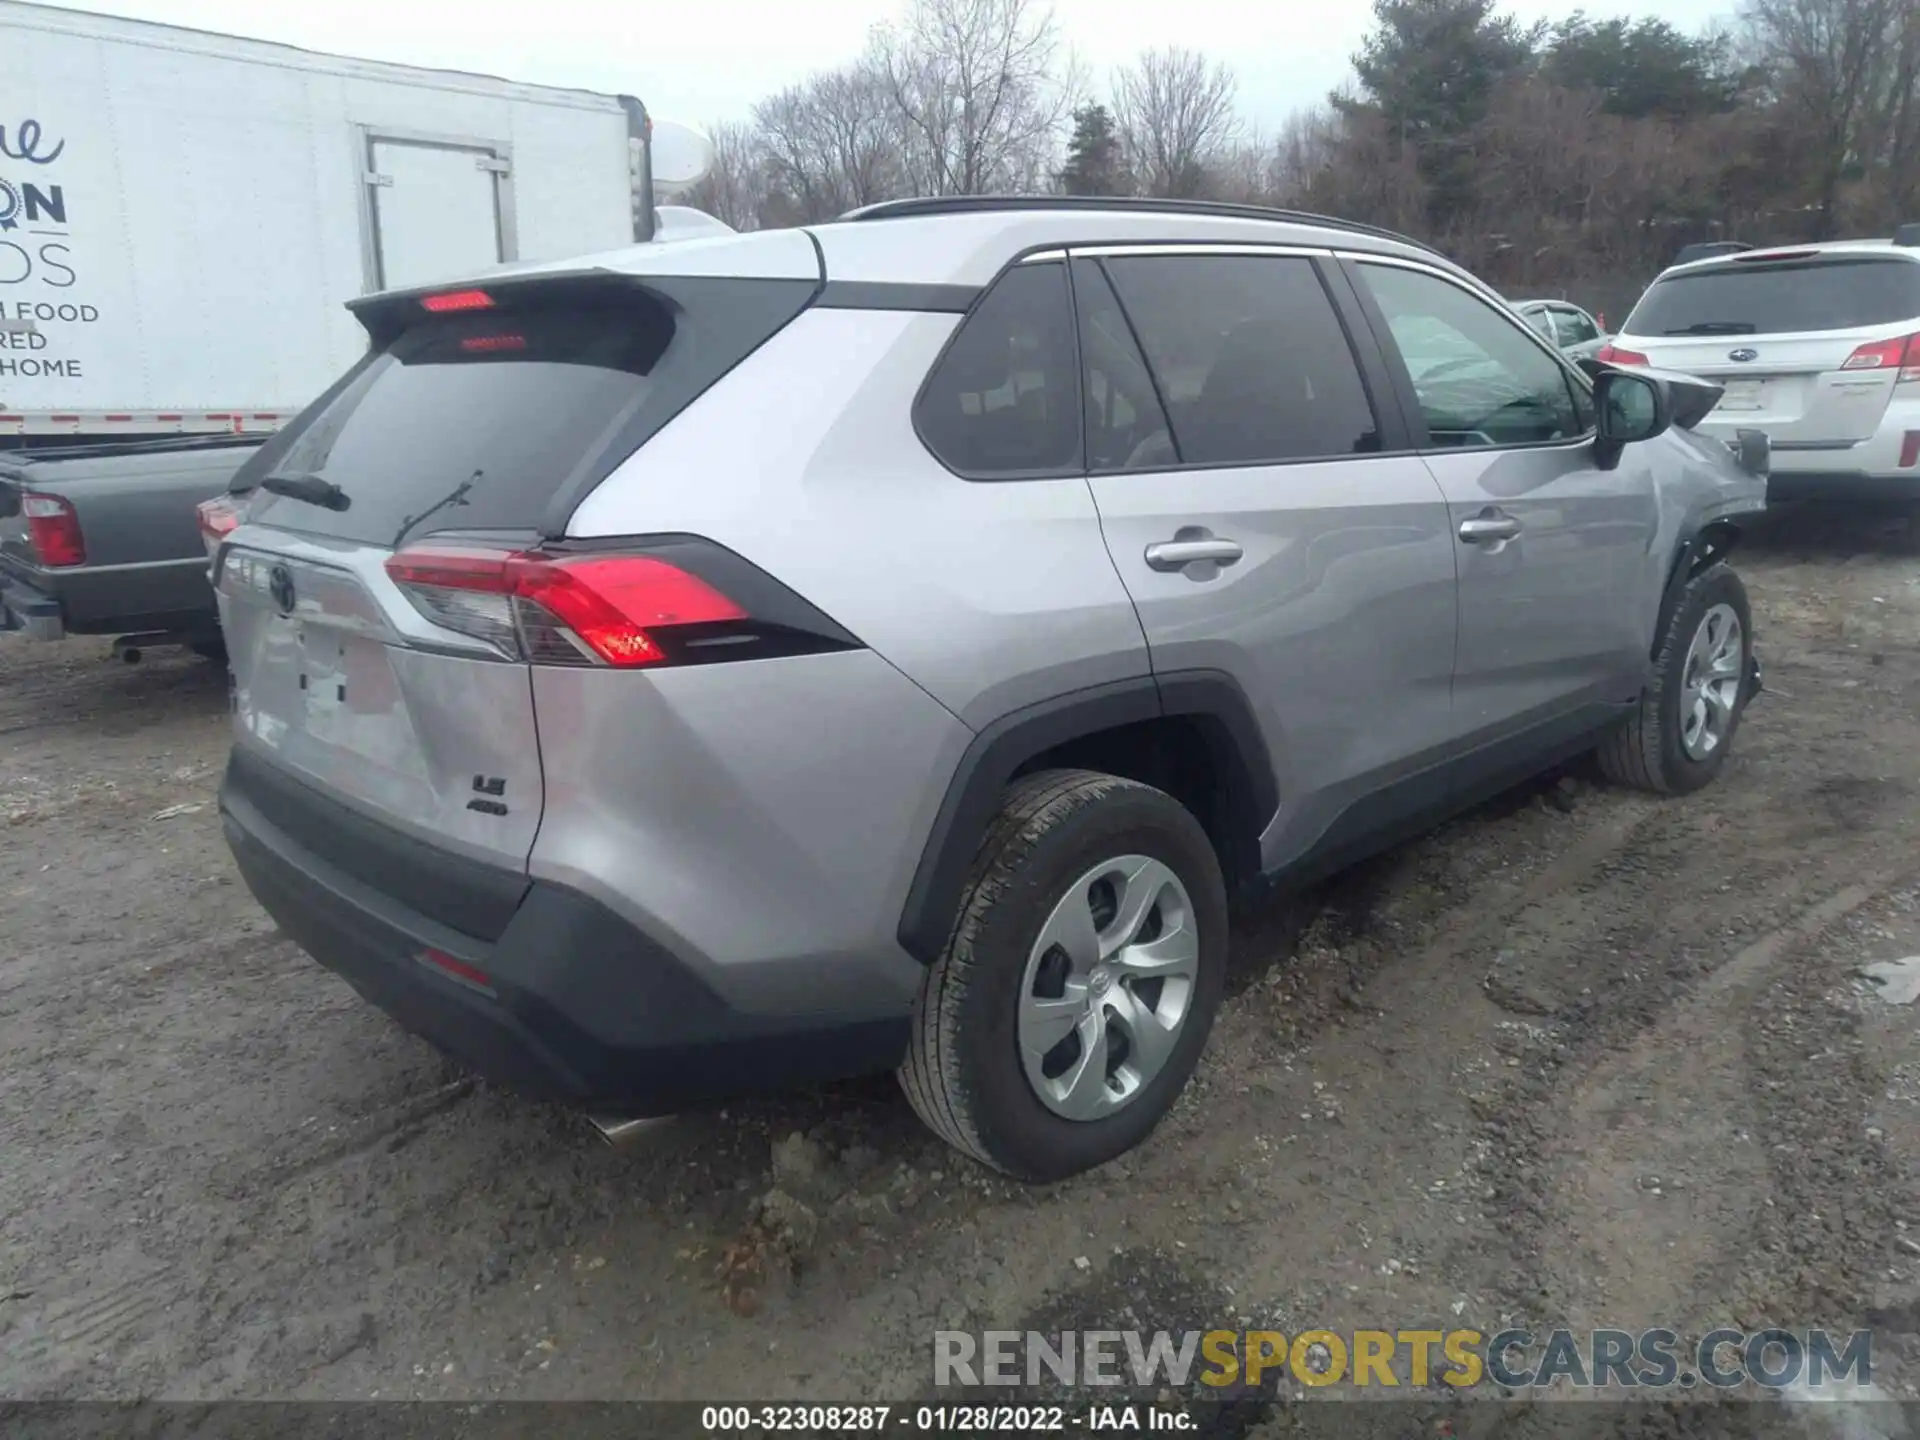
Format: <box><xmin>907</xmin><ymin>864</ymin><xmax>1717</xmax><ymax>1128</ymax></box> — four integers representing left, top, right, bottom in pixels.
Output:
<box><xmin>1841</xmin><ymin>332</ymin><xmax>1920</xmax><ymax>383</ymax></box>
<box><xmin>22</xmin><ymin>492</ymin><xmax>84</xmax><ymax>567</ymax></box>
<box><xmin>382</xmin><ymin>541</ymin><xmax>846</xmax><ymax>669</ymax></box>
<box><xmin>1596</xmin><ymin>343</ymin><xmax>1650</xmax><ymax>366</ymax></box>
<box><xmin>196</xmin><ymin>494</ymin><xmax>243</xmax><ymax>546</ymax></box>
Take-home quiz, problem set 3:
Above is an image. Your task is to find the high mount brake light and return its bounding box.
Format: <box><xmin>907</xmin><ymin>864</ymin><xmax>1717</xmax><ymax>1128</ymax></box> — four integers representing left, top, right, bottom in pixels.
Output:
<box><xmin>22</xmin><ymin>491</ymin><xmax>85</xmax><ymax>567</ymax></box>
<box><xmin>460</xmin><ymin>334</ymin><xmax>527</xmax><ymax>353</ymax></box>
<box><xmin>384</xmin><ymin>545</ymin><xmax>748</xmax><ymax>668</ymax></box>
<box><xmin>1596</xmin><ymin>343</ymin><xmax>1650</xmax><ymax>366</ymax></box>
<box><xmin>1841</xmin><ymin>332</ymin><xmax>1920</xmax><ymax>383</ymax></box>
<box><xmin>420</xmin><ymin>289</ymin><xmax>496</xmax><ymax>313</ymax></box>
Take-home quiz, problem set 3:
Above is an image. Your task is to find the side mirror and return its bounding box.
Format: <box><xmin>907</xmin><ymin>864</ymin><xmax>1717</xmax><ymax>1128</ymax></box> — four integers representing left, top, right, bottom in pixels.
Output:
<box><xmin>1593</xmin><ymin>369</ymin><xmax>1671</xmax><ymax>469</ymax></box>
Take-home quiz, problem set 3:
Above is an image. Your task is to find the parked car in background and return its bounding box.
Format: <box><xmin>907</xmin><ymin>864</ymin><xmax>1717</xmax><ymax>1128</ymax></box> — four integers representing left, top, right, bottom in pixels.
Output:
<box><xmin>1515</xmin><ymin>298</ymin><xmax>1611</xmax><ymax>361</ymax></box>
<box><xmin>1602</xmin><ymin>232</ymin><xmax>1920</xmax><ymax>536</ymax></box>
<box><xmin>210</xmin><ymin>196</ymin><xmax>1768</xmax><ymax>1183</ymax></box>
<box><xmin>0</xmin><ymin>435</ymin><xmax>263</xmax><ymax>658</ymax></box>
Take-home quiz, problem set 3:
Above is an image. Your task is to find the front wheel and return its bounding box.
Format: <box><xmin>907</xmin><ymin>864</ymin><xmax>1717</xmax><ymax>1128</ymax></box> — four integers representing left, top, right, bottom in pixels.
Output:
<box><xmin>1598</xmin><ymin>562</ymin><xmax>1753</xmax><ymax>795</ymax></box>
<box><xmin>899</xmin><ymin>769</ymin><xmax>1228</xmax><ymax>1182</ymax></box>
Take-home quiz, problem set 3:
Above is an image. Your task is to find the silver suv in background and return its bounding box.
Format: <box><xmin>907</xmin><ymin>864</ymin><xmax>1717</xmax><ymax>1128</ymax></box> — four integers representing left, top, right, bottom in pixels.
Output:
<box><xmin>211</xmin><ymin>197</ymin><xmax>1768</xmax><ymax>1182</ymax></box>
<box><xmin>1605</xmin><ymin>235</ymin><xmax>1920</xmax><ymax>530</ymax></box>
<box><xmin>1514</xmin><ymin>298</ymin><xmax>1610</xmax><ymax>361</ymax></box>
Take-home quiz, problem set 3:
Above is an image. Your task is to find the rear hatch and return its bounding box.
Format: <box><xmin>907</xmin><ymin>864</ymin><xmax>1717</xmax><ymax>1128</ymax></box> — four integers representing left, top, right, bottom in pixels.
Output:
<box><xmin>219</xmin><ymin>261</ymin><xmax>818</xmax><ymax>887</ymax></box>
<box><xmin>1617</xmin><ymin>253</ymin><xmax>1920</xmax><ymax>444</ymax></box>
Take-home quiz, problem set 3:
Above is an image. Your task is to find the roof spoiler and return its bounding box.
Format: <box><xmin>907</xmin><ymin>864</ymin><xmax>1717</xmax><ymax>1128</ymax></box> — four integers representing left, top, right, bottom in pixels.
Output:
<box><xmin>1673</xmin><ymin>241</ymin><xmax>1753</xmax><ymax>265</ymax></box>
<box><xmin>1895</xmin><ymin>223</ymin><xmax>1920</xmax><ymax>247</ymax></box>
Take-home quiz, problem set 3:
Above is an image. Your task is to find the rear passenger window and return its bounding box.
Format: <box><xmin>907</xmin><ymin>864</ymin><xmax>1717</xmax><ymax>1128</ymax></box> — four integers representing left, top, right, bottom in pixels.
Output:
<box><xmin>1074</xmin><ymin>259</ymin><xmax>1177</xmax><ymax>472</ymax></box>
<box><xmin>916</xmin><ymin>262</ymin><xmax>1083</xmax><ymax>478</ymax></box>
<box><xmin>1101</xmin><ymin>254</ymin><xmax>1380</xmax><ymax>467</ymax></box>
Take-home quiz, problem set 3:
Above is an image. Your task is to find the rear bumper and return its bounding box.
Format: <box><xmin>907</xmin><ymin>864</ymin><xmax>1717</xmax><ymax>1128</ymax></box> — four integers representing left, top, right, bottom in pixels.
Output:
<box><xmin>1765</xmin><ymin>470</ymin><xmax>1920</xmax><ymax>505</ymax></box>
<box><xmin>219</xmin><ymin>751</ymin><xmax>910</xmax><ymax>1114</ymax></box>
<box><xmin>0</xmin><ymin>570</ymin><xmax>64</xmax><ymax>640</ymax></box>
<box><xmin>0</xmin><ymin>557</ymin><xmax>220</xmax><ymax>640</ymax></box>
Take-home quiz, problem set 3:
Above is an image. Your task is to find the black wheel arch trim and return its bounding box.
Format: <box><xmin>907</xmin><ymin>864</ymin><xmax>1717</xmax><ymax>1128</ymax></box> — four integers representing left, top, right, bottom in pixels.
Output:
<box><xmin>1652</xmin><ymin>518</ymin><xmax>1744</xmax><ymax>665</ymax></box>
<box><xmin>896</xmin><ymin>670</ymin><xmax>1280</xmax><ymax>965</ymax></box>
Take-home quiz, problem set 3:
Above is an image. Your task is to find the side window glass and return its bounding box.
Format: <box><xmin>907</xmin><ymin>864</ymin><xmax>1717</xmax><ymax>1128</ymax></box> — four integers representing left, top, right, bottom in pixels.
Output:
<box><xmin>1359</xmin><ymin>263</ymin><xmax>1581</xmax><ymax>449</ymax></box>
<box><xmin>1073</xmin><ymin>259</ymin><xmax>1177</xmax><ymax>472</ymax></box>
<box><xmin>1557</xmin><ymin>309</ymin><xmax>1599</xmax><ymax>346</ymax></box>
<box><xmin>1102</xmin><ymin>254</ymin><xmax>1380</xmax><ymax>467</ymax></box>
<box><xmin>1570</xmin><ymin>371</ymin><xmax>1597</xmax><ymax>432</ymax></box>
<box><xmin>1524</xmin><ymin>308</ymin><xmax>1555</xmax><ymax>340</ymax></box>
<box><xmin>916</xmin><ymin>262</ymin><xmax>1082</xmax><ymax>478</ymax></box>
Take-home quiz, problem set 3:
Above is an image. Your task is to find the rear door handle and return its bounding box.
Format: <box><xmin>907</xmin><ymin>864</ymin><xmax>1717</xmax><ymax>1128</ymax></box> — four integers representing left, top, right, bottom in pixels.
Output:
<box><xmin>1144</xmin><ymin>537</ymin><xmax>1244</xmax><ymax>571</ymax></box>
<box><xmin>1458</xmin><ymin>514</ymin><xmax>1522</xmax><ymax>544</ymax></box>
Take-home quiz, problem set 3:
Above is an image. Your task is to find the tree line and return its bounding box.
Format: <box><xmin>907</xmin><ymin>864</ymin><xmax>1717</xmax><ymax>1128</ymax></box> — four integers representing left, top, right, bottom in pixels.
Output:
<box><xmin>686</xmin><ymin>0</ymin><xmax>1920</xmax><ymax>304</ymax></box>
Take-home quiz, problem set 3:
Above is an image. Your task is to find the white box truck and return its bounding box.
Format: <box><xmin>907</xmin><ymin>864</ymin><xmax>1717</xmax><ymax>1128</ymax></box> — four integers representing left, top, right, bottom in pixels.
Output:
<box><xmin>0</xmin><ymin>1</ymin><xmax>714</xmax><ymax>439</ymax></box>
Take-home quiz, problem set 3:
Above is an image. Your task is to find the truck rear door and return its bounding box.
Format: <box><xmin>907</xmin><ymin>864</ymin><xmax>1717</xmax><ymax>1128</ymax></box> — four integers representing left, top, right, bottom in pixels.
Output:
<box><xmin>365</xmin><ymin>134</ymin><xmax>510</xmax><ymax>292</ymax></box>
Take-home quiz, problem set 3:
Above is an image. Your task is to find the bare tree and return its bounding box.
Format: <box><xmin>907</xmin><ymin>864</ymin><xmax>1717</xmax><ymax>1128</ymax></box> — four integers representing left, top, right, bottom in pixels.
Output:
<box><xmin>753</xmin><ymin>64</ymin><xmax>908</xmax><ymax>222</ymax></box>
<box><xmin>873</xmin><ymin>0</ymin><xmax>1079</xmax><ymax>195</ymax></box>
<box><xmin>1111</xmin><ymin>46</ymin><xmax>1241</xmax><ymax>198</ymax></box>
<box><xmin>682</xmin><ymin>120</ymin><xmax>770</xmax><ymax>231</ymax></box>
<box><xmin>1740</xmin><ymin>0</ymin><xmax>1904</xmax><ymax>235</ymax></box>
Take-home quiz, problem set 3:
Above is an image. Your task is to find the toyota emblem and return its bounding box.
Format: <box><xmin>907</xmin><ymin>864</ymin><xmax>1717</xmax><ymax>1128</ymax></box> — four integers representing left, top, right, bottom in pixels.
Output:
<box><xmin>268</xmin><ymin>564</ymin><xmax>296</xmax><ymax>616</ymax></box>
<box><xmin>1728</xmin><ymin>347</ymin><xmax>1759</xmax><ymax>363</ymax></box>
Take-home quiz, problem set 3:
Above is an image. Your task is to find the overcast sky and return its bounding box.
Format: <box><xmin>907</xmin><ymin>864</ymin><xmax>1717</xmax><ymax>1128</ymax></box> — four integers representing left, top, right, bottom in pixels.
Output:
<box><xmin>45</xmin><ymin>0</ymin><xmax>1738</xmax><ymax>132</ymax></box>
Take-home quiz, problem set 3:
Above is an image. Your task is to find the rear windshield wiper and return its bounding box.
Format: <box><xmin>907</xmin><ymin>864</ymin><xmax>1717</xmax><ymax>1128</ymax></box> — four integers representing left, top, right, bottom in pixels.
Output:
<box><xmin>1662</xmin><ymin>322</ymin><xmax>1757</xmax><ymax>335</ymax></box>
<box><xmin>260</xmin><ymin>470</ymin><xmax>350</xmax><ymax>511</ymax></box>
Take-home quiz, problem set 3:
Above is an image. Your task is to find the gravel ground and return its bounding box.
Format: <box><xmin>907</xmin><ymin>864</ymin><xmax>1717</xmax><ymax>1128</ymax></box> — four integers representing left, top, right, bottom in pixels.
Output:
<box><xmin>4</xmin><ymin>508</ymin><xmax>1920</xmax><ymax>1429</ymax></box>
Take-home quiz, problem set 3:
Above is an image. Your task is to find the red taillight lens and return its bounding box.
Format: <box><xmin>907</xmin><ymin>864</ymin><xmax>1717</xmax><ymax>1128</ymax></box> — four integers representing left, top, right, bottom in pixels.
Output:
<box><xmin>384</xmin><ymin>546</ymin><xmax>747</xmax><ymax>667</ymax></box>
<box><xmin>460</xmin><ymin>333</ymin><xmax>526</xmax><ymax>353</ymax></box>
<box><xmin>420</xmin><ymin>288</ymin><xmax>495</xmax><ymax>313</ymax></box>
<box><xmin>197</xmin><ymin>494</ymin><xmax>242</xmax><ymax>544</ymax></box>
<box><xmin>1596</xmin><ymin>343</ymin><xmax>1650</xmax><ymax>366</ymax></box>
<box><xmin>1841</xmin><ymin>332</ymin><xmax>1920</xmax><ymax>382</ymax></box>
<box><xmin>22</xmin><ymin>491</ymin><xmax>84</xmax><ymax>567</ymax></box>
<box><xmin>416</xmin><ymin>948</ymin><xmax>494</xmax><ymax>995</ymax></box>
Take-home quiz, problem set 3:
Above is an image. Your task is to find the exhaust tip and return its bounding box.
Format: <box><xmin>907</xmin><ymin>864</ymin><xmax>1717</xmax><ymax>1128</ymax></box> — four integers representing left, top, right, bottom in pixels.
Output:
<box><xmin>588</xmin><ymin>1114</ymin><xmax>666</xmax><ymax>1147</ymax></box>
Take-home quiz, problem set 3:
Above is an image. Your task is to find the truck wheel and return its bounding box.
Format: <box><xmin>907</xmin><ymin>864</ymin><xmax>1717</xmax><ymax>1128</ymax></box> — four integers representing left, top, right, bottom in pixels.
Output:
<box><xmin>1598</xmin><ymin>563</ymin><xmax>1753</xmax><ymax>796</ymax></box>
<box><xmin>900</xmin><ymin>769</ymin><xmax>1228</xmax><ymax>1182</ymax></box>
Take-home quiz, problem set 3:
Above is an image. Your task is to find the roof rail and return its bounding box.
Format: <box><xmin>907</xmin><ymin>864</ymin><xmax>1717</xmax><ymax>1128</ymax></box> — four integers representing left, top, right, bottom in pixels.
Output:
<box><xmin>837</xmin><ymin>194</ymin><xmax>1443</xmax><ymax>258</ymax></box>
<box><xmin>1672</xmin><ymin>240</ymin><xmax>1753</xmax><ymax>265</ymax></box>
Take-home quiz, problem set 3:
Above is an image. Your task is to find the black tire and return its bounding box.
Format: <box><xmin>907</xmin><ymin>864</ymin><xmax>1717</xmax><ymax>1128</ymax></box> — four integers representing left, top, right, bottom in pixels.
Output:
<box><xmin>1598</xmin><ymin>562</ymin><xmax>1753</xmax><ymax>795</ymax></box>
<box><xmin>189</xmin><ymin>639</ymin><xmax>227</xmax><ymax>663</ymax></box>
<box><xmin>899</xmin><ymin>769</ymin><xmax>1228</xmax><ymax>1182</ymax></box>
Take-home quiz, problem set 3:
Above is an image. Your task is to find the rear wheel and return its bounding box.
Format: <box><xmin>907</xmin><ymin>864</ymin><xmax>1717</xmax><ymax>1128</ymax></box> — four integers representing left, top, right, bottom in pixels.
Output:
<box><xmin>1598</xmin><ymin>563</ymin><xmax>1752</xmax><ymax>795</ymax></box>
<box><xmin>189</xmin><ymin>639</ymin><xmax>227</xmax><ymax>663</ymax></box>
<box><xmin>900</xmin><ymin>769</ymin><xmax>1228</xmax><ymax>1182</ymax></box>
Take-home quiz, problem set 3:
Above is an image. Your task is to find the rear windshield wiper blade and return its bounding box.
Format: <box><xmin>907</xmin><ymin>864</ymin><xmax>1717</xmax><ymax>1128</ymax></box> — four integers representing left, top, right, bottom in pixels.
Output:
<box><xmin>1663</xmin><ymin>322</ymin><xmax>1757</xmax><ymax>335</ymax></box>
<box><xmin>260</xmin><ymin>470</ymin><xmax>350</xmax><ymax>511</ymax></box>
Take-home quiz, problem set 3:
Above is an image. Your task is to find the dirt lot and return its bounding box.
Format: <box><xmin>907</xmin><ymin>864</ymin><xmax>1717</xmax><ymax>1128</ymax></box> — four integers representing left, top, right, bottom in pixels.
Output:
<box><xmin>4</xmin><ymin>511</ymin><xmax>1920</xmax><ymax>1427</ymax></box>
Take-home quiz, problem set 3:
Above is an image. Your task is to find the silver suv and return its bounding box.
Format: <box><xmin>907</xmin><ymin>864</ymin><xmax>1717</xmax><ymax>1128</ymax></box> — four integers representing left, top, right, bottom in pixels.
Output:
<box><xmin>213</xmin><ymin>198</ymin><xmax>1768</xmax><ymax>1182</ymax></box>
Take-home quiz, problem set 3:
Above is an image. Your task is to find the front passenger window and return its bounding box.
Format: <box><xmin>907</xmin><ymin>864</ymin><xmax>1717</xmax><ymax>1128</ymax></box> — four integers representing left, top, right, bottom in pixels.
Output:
<box><xmin>1359</xmin><ymin>263</ymin><xmax>1581</xmax><ymax>450</ymax></box>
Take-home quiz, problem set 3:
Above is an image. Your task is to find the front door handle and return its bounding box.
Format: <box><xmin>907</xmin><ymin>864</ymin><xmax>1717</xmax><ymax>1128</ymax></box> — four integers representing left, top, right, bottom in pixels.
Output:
<box><xmin>1144</xmin><ymin>536</ymin><xmax>1244</xmax><ymax>571</ymax></box>
<box><xmin>1458</xmin><ymin>513</ymin><xmax>1522</xmax><ymax>544</ymax></box>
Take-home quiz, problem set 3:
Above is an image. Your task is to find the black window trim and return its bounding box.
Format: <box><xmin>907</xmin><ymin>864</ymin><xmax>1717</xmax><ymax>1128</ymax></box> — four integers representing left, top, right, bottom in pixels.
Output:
<box><xmin>1338</xmin><ymin>253</ymin><xmax>1602</xmax><ymax>458</ymax></box>
<box><xmin>1068</xmin><ymin>242</ymin><xmax>1417</xmax><ymax>477</ymax></box>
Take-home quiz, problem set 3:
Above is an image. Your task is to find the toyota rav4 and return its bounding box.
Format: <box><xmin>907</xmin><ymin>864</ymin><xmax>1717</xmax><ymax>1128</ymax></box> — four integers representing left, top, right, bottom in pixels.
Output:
<box><xmin>212</xmin><ymin>197</ymin><xmax>1768</xmax><ymax>1182</ymax></box>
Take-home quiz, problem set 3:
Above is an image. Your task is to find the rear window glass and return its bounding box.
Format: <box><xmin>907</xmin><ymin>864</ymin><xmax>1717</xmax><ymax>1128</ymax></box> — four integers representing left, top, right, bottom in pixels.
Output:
<box><xmin>245</xmin><ymin>278</ymin><xmax>813</xmax><ymax>547</ymax></box>
<box><xmin>1626</xmin><ymin>258</ymin><xmax>1920</xmax><ymax>336</ymax></box>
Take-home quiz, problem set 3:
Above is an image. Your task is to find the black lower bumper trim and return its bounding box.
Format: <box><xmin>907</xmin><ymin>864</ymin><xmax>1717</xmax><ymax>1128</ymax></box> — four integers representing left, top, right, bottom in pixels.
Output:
<box><xmin>1767</xmin><ymin>470</ymin><xmax>1920</xmax><ymax>505</ymax></box>
<box><xmin>221</xmin><ymin>761</ymin><xmax>910</xmax><ymax>1113</ymax></box>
